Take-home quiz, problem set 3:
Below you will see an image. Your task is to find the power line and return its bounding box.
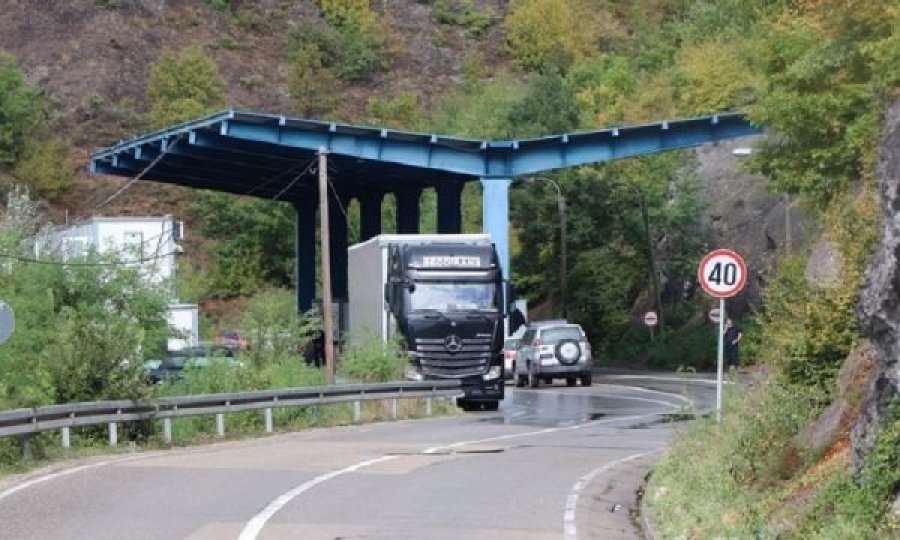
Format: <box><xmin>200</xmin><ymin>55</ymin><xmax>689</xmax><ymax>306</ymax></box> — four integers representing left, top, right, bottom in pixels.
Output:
<box><xmin>271</xmin><ymin>158</ymin><xmax>317</xmax><ymax>201</ymax></box>
<box><xmin>87</xmin><ymin>133</ymin><xmax>186</xmax><ymax>217</ymax></box>
<box><xmin>0</xmin><ymin>249</ymin><xmax>179</xmax><ymax>267</ymax></box>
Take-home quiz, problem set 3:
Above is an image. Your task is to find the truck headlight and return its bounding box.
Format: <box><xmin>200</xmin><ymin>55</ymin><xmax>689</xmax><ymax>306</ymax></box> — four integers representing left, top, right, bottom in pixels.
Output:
<box><xmin>406</xmin><ymin>367</ymin><xmax>424</xmax><ymax>381</ymax></box>
<box><xmin>483</xmin><ymin>366</ymin><xmax>502</xmax><ymax>380</ymax></box>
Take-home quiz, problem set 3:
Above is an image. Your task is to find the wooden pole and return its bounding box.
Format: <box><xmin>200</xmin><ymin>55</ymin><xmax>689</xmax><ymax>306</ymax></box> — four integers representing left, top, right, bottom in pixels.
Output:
<box><xmin>319</xmin><ymin>148</ymin><xmax>336</xmax><ymax>385</ymax></box>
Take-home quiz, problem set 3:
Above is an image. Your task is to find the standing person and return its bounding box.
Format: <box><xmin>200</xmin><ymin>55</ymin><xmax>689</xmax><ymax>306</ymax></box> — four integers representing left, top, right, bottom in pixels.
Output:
<box><xmin>723</xmin><ymin>318</ymin><xmax>743</xmax><ymax>373</ymax></box>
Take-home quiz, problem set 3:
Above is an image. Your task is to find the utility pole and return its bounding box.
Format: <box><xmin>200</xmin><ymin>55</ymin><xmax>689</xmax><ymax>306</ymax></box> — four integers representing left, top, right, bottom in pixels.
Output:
<box><xmin>318</xmin><ymin>147</ymin><xmax>336</xmax><ymax>384</ymax></box>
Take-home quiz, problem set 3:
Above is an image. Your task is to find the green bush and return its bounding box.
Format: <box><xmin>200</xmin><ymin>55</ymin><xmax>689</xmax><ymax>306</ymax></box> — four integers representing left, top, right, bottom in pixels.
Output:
<box><xmin>12</xmin><ymin>138</ymin><xmax>75</xmax><ymax>198</ymax></box>
<box><xmin>286</xmin><ymin>10</ymin><xmax>384</xmax><ymax>82</ymax></box>
<box><xmin>0</xmin><ymin>53</ymin><xmax>45</xmax><ymax>165</ymax></box>
<box><xmin>145</xmin><ymin>45</ymin><xmax>225</xmax><ymax>129</ymax></box>
<box><xmin>503</xmin><ymin>0</ymin><xmax>599</xmax><ymax>72</ymax></box>
<box><xmin>339</xmin><ymin>335</ymin><xmax>406</xmax><ymax>383</ymax></box>
<box><xmin>647</xmin><ymin>323</ymin><xmax>716</xmax><ymax>370</ymax></box>
<box><xmin>648</xmin><ymin>377</ymin><xmax>824</xmax><ymax>537</ymax></box>
<box><xmin>237</xmin><ymin>288</ymin><xmax>320</xmax><ymax>368</ymax></box>
<box><xmin>287</xmin><ymin>45</ymin><xmax>339</xmax><ymax>117</ymax></box>
<box><xmin>431</xmin><ymin>0</ymin><xmax>494</xmax><ymax>38</ymax></box>
<box><xmin>0</xmin><ymin>190</ymin><xmax>170</xmax><ymax>408</ymax></box>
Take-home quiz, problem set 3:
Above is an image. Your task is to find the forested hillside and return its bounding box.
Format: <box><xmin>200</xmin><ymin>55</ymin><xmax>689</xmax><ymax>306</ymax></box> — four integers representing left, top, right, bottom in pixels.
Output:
<box><xmin>0</xmin><ymin>1</ymin><xmax>899</xmax><ymax>534</ymax></box>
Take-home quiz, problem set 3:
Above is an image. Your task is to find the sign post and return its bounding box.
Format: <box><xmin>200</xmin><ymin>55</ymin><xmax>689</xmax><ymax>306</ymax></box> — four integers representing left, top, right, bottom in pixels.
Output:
<box><xmin>697</xmin><ymin>249</ymin><xmax>747</xmax><ymax>422</ymax></box>
<box><xmin>643</xmin><ymin>310</ymin><xmax>659</xmax><ymax>342</ymax></box>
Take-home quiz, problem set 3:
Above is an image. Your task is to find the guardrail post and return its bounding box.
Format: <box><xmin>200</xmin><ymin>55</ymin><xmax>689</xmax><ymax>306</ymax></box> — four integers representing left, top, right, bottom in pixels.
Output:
<box><xmin>21</xmin><ymin>435</ymin><xmax>31</xmax><ymax>460</ymax></box>
<box><xmin>391</xmin><ymin>398</ymin><xmax>398</xmax><ymax>420</ymax></box>
<box><xmin>426</xmin><ymin>397</ymin><xmax>433</xmax><ymax>417</ymax></box>
<box><xmin>216</xmin><ymin>413</ymin><xmax>225</xmax><ymax>437</ymax></box>
<box><xmin>108</xmin><ymin>422</ymin><xmax>118</xmax><ymax>447</ymax></box>
<box><xmin>61</xmin><ymin>426</ymin><xmax>71</xmax><ymax>449</ymax></box>
<box><xmin>353</xmin><ymin>401</ymin><xmax>361</xmax><ymax>423</ymax></box>
<box><xmin>163</xmin><ymin>418</ymin><xmax>172</xmax><ymax>444</ymax></box>
<box><xmin>264</xmin><ymin>408</ymin><xmax>273</xmax><ymax>433</ymax></box>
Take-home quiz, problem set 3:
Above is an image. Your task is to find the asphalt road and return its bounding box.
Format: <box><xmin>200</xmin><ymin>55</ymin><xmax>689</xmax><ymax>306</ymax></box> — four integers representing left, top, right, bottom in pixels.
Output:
<box><xmin>0</xmin><ymin>374</ymin><xmax>716</xmax><ymax>540</ymax></box>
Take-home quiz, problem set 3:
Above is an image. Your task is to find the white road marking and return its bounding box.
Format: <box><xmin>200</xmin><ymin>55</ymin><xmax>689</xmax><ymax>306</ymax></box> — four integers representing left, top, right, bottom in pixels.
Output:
<box><xmin>594</xmin><ymin>383</ymin><xmax>695</xmax><ymax>409</ymax></box>
<box><xmin>422</xmin><ymin>412</ymin><xmax>669</xmax><ymax>455</ymax></box>
<box><xmin>237</xmin><ymin>455</ymin><xmax>398</xmax><ymax>540</ymax></box>
<box><xmin>601</xmin><ymin>374</ymin><xmax>729</xmax><ymax>385</ymax></box>
<box><xmin>0</xmin><ymin>455</ymin><xmax>145</xmax><ymax>502</ymax></box>
<box><xmin>240</xmin><ymin>411</ymin><xmax>676</xmax><ymax>540</ymax></box>
<box><xmin>563</xmin><ymin>450</ymin><xmax>658</xmax><ymax>540</ymax></box>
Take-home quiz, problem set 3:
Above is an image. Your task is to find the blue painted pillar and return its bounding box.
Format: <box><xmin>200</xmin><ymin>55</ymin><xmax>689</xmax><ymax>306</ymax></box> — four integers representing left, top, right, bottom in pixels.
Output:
<box><xmin>437</xmin><ymin>180</ymin><xmax>463</xmax><ymax>234</ymax></box>
<box><xmin>294</xmin><ymin>197</ymin><xmax>317</xmax><ymax>314</ymax></box>
<box><xmin>481</xmin><ymin>178</ymin><xmax>511</xmax><ymax>279</ymax></box>
<box><xmin>396</xmin><ymin>188</ymin><xmax>421</xmax><ymax>234</ymax></box>
<box><xmin>329</xmin><ymin>192</ymin><xmax>350</xmax><ymax>301</ymax></box>
<box><xmin>359</xmin><ymin>191</ymin><xmax>383</xmax><ymax>241</ymax></box>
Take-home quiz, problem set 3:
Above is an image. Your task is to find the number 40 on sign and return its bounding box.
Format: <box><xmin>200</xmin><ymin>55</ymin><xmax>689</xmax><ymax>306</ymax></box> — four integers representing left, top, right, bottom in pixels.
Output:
<box><xmin>698</xmin><ymin>249</ymin><xmax>747</xmax><ymax>298</ymax></box>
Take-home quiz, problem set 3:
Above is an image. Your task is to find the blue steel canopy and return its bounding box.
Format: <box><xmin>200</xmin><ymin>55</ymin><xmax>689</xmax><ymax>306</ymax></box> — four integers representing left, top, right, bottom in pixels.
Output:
<box><xmin>89</xmin><ymin>109</ymin><xmax>761</xmax><ymax>313</ymax></box>
<box><xmin>91</xmin><ymin>109</ymin><xmax>758</xmax><ymax>188</ymax></box>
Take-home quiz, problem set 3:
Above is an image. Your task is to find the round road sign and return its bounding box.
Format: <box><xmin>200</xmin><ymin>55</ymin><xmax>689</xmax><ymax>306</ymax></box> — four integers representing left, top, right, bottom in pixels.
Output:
<box><xmin>708</xmin><ymin>307</ymin><xmax>722</xmax><ymax>324</ymax></box>
<box><xmin>0</xmin><ymin>301</ymin><xmax>14</xmax><ymax>345</ymax></box>
<box><xmin>697</xmin><ymin>249</ymin><xmax>747</xmax><ymax>298</ymax></box>
<box><xmin>643</xmin><ymin>311</ymin><xmax>659</xmax><ymax>328</ymax></box>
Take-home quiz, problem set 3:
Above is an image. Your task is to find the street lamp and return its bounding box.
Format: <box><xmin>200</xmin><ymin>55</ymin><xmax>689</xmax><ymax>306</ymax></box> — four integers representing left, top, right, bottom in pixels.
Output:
<box><xmin>526</xmin><ymin>177</ymin><xmax>567</xmax><ymax>318</ymax></box>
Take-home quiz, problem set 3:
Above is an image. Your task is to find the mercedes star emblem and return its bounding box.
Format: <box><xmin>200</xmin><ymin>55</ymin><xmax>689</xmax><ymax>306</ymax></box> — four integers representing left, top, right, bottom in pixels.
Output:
<box><xmin>444</xmin><ymin>334</ymin><xmax>463</xmax><ymax>353</ymax></box>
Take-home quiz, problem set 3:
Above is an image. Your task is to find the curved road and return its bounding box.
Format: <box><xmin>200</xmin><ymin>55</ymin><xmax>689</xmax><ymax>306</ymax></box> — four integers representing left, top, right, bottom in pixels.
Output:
<box><xmin>0</xmin><ymin>374</ymin><xmax>715</xmax><ymax>540</ymax></box>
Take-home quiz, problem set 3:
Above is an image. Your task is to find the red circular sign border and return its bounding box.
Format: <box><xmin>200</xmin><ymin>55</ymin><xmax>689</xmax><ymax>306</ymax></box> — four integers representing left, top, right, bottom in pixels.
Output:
<box><xmin>697</xmin><ymin>248</ymin><xmax>747</xmax><ymax>298</ymax></box>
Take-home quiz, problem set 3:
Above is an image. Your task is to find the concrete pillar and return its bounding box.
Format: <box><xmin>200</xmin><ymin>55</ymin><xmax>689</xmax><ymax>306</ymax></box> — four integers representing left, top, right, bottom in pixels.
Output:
<box><xmin>395</xmin><ymin>188</ymin><xmax>422</xmax><ymax>234</ymax></box>
<box><xmin>437</xmin><ymin>180</ymin><xmax>463</xmax><ymax>234</ymax></box>
<box><xmin>481</xmin><ymin>178</ymin><xmax>512</xmax><ymax>280</ymax></box>
<box><xmin>359</xmin><ymin>191</ymin><xmax>384</xmax><ymax>241</ymax></box>
<box><xmin>294</xmin><ymin>197</ymin><xmax>317</xmax><ymax>314</ymax></box>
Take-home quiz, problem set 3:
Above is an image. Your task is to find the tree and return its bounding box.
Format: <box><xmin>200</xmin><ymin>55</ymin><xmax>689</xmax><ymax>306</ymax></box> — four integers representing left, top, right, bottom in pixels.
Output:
<box><xmin>507</xmin><ymin>70</ymin><xmax>582</xmax><ymax>137</ymax></box>
<box><xmin>0</xmin><ymin>190</ymin><xmax>170</xmax><ymax>407</ymax></box>
<box><xmin>0</xmin><ymin>53</ymin><xmax>44</xmax><ymax>165</ymax></box>
<box><xmin>288</xmin><ymin>45</ymin><xmax>339</xmax><ymax>118</ymax></box>
<box><xmin>504</xmin><ymin>0</ymin><xmax>599</xmax><ymax>73</ymax></box>
<box><xmin>193</xmin><ymin>193</ymin><xmax>296</xmax><ymax>297</ymax></box>
<box><xmin>146</xmin><ymin>45</ymin><xmax>225</xmax><ymax>129</ymax></box>
<box><xmin>12</xmin><ymin>138</ymin><xmax>75</xmax><ymax>198</ymax></box>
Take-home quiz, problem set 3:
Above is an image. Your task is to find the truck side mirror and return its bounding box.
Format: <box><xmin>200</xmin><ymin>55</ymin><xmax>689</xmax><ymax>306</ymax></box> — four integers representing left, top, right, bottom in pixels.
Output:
<box><xmin>384</xmin><ymin>283</ymin><xmax>391</xmax><ymax>304</ymax></box>
<box><xmin>503</xmin><ymin>281</ymin><xmax>514</xmax><ymax>317</ymax></box>
<box><xmin>406</xmin><ymin>281</ymin><xmax>416</xmax><ymax>293</ymax></box>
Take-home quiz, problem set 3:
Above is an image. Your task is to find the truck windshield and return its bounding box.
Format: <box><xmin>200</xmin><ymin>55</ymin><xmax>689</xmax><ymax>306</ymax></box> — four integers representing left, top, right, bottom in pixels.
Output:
<box><xmin>409</xmin><ymin>283</ymin><xmax>496</xmax><ymax>311</ymax></box>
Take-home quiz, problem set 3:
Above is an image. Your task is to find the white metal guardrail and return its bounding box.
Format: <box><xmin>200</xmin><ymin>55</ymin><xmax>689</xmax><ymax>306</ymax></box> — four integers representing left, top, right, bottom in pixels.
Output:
<box><xmin>0</xmin><ymin>380</ymin><xmax>463</xmax><ymax>449</ymax></box>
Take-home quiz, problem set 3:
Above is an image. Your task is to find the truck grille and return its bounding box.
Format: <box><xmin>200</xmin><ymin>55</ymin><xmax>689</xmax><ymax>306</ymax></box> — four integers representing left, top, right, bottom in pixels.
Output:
<box><xmin>415</xmin><ymin>337</ymin><xmax>492</xmax><ymax>378</ymax></box>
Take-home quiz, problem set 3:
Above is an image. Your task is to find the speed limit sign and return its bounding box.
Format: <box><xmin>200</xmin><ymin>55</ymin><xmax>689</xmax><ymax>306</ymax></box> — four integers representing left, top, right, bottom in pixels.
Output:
<box><xmin>698</xmin><ymin>248</ymin><xmax>747</xmax><ymax>424</ymax></box>
<box><xmin>697</xmin><ymin>249</ymin><xmax>747</xmax><ymax>298</ymax></box>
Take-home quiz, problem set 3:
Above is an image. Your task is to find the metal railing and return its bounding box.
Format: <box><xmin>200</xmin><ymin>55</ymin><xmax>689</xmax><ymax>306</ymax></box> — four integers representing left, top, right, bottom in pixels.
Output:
<box><xmin>0</xmin><ymin>380</ymin><xmax>463</xmax><ymax>450</ymax></box>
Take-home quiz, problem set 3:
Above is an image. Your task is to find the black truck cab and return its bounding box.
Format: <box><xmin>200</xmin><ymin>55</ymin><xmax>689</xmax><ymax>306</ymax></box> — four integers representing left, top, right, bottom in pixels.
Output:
<box><xmin>384</xmin><ymin>242</ymin><xmax>507</xmax><ymax>410</ymax></box>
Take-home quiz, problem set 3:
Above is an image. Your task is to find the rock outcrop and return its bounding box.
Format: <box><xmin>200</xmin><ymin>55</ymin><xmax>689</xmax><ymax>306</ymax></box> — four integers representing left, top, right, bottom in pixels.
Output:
<box><xmin>855</xmin><ymin>98</ymin><xmax>900</xmax><ymax>472</ymax></box>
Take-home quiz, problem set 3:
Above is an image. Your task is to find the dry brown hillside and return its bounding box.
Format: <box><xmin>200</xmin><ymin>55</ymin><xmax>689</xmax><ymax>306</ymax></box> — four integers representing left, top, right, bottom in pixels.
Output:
<box><xmin>0</xmin><ymin>0</ymin><xmax>507</xmax><ymax>217</ymax></box>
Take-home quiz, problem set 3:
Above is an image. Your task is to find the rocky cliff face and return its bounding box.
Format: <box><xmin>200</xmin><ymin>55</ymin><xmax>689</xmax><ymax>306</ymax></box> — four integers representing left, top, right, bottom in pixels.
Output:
<box><xmin>855</xmin><ymin>98</ymin><xmax>900</xmax><ymax>470</ymax></box>
<box><xmin>695</xmin><ymin>138</ymin><xmax>817</xmax><ymax>314</ymax></box>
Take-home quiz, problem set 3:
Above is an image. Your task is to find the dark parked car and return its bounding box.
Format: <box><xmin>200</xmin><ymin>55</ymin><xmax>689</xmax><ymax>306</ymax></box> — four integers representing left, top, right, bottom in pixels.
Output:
<box><xmin>145</xmin><ymin>343</ymin><xmax>239</xmax><ymax>384</ymax></box>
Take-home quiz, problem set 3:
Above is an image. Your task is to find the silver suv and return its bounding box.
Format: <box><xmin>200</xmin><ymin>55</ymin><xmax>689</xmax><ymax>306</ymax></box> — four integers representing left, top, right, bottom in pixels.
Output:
<box><xmin>514</xmin><ymin>322</ymin><xmax>592</xmax><ymax>388</ymax></box>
